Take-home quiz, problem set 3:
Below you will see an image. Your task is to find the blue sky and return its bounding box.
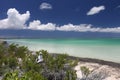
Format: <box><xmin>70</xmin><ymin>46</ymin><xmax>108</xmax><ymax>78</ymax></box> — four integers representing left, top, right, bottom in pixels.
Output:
<box><xmin>0</xmin><ymin>0</ymin><xmax>120</xmax><ymax>37</ymax></box>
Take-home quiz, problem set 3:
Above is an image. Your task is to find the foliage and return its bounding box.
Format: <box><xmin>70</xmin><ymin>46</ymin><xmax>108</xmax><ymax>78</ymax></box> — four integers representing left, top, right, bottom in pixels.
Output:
<box><xmin>8</xmin><ymin>43</ymin><xmax>29</xmax><ymax>59</ymax></box>
<box><xmin>3</xmin><ymin>70</ymin><xmax>19</xmax><ymax>80</ymax></box>
<box><xmin>0</xmin><ymin>42</ymin><xmax>108</xmax><ymax>80</ymax></box>
<box><xmin>0</xmin><ymin>44</ymin><xmax>7</xmax><ymax>66</ymax></box>
<box><xmin>80</xmin><ymin>66</ymin><xmax>90</xmax><ymax>78</ymax></box>
<box><xmin>36</xmin><ymin>50</ymin><xmax>77</xmax><ymax>80</ymax></box>
<box><xmin>21</xmin><ymin>70</ymin><xmax>47</xmax><ymax>80</ymax></box>
<box><xmin>65</xmin><ymin>70</ymin><xmax>77</xmax><ymax>80</ymax></box>
<box><xmin>3</xmin><ymin>70</ymin><xmax>47</xmax><ymax>80</ymax></box>
<box><xmin>0</xmin><ymin>43</ymin><xmax>78</xmax><ymax>80</ymax></box>
<box><xmin>7</xmin><ymin>56</ymin><xmax>18</xmax><ymax>69</ymax></box>
<box><xmin>21</xmin><ymin>53</ymin><xmax>42</xmax><ymax>72</ymax></box>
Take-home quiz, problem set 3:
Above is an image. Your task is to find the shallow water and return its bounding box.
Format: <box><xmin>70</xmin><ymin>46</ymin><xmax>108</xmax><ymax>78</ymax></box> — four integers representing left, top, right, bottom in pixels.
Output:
<box><xmin>6</xmin><ymin>38</ymin><xmax>120</xmax><ymax>63</ymax></box>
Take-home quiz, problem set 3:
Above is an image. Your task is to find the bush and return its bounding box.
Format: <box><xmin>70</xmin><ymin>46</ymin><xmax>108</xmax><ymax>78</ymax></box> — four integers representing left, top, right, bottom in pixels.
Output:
<box><xmin>0</xmin><ymin>43</ymin><xmax>78</xmax><ymax>80</ymax></box>
<box><xmin>3</xmin><ymin>70</ymin><xmax>47</xmax><ymax>80</ymax></box>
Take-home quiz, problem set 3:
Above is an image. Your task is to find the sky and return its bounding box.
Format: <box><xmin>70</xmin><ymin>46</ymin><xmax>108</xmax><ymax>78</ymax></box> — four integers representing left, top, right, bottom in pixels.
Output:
<box><xmin>0</xmin><ymin>0</ymin><xmax>120</xmax><ymax>38</ymax></box>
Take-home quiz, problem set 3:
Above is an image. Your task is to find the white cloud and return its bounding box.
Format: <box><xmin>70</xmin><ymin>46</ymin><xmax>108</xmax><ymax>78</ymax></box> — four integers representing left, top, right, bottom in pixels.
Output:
<box><xmin>28</xmin><ymin>20</ymin><xmax>56</xmax><ymax>31</ymax></box>
<box><xmin>87</xmin><ymin>6</ymin><xmax>105</xmax><ymax>15</ymax></box>
<box><xmin>28</xmin><ymin>22</ymin><xmax>120</xmax><ymax>33</ymax></box>
<box><xmin>0</xmin><ymin>8</ymin><xmax>30</xmax><ymax>29</ymax></box>
<box><xmin>99</xmin><ymin>27</ymin><xmax>120</xmax><ymax>33</ymax></box>
<box><xmin>56</xmin><ymin>24</ymin><xmax>93</xmax><ymax>32</ymax></box>
<box><xmin>40</xmin><ymin>2</ymin><xmax>52</xmax><ymax>10</ymax></box>
<box><xmin>0</xmin><ymin>8</ymin><xmax>120</xmax><ymax>33</ymax></box>
<box><xmin>57</xmin><ymin>24</ymin><xmax>120</xmax><ymax>33</ymax></box>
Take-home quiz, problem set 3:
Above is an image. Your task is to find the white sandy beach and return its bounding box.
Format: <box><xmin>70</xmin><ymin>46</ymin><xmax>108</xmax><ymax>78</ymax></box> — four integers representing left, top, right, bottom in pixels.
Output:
<box><xmin>74</xmin><ymin>62</ymin><xmax>120</xmax><ymax>80</ymax></box>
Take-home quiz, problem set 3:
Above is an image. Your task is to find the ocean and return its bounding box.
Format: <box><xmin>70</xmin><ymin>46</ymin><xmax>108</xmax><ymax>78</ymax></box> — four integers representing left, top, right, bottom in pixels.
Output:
<box><xmin>5</xmin><ymin>38</ymin><xmax>120</xmax><ymax>63</ymax></box>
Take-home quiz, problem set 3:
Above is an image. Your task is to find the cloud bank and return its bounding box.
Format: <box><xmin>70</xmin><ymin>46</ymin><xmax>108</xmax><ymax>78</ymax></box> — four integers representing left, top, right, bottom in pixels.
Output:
<box><xmin>40</xmin><ymin>2</ymin><xmax>52</xmax><ymax>10</ymax></box>
<box><xmin>28</xmin><ymin>20</ymin><xmax>56</xmax><ymax>31</ymax></box>
<box><xmin>0</xmin><ymin>8</ymin><xmax>120</xmax><ymax>33</ymax></box>
<box><xmin>87</xmin><ymin>6</ymin><xmax>105</xmax><ymax>15</ymax></box>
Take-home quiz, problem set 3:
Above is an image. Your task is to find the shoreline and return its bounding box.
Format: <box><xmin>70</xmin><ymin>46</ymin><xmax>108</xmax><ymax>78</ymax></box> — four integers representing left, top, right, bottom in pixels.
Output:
<box><xmin>69</xmin><ymin>56</ymin><xmax>120</xmax><ymax>68</ymax></box>
<box><xmin>51</xmin><ymin>53</ymin><xmax>120</xmax><ymax>68</ymax></box>
<box><xmin>2</xmin><ymin>39</ymin><xmax>120</xmax><ymax>68</ymax></box>
<box><xmin>1</xmin><ymin>39</ymin><xmax>120</xmax><ymax>68</ymax></box>
<box><xmin>5</xmin><ymin>38</ymin><xmax>120</xmax><ymax>64</ymax></box>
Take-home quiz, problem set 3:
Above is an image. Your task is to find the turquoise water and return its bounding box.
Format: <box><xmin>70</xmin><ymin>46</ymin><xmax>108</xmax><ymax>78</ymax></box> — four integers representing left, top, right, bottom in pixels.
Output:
<box><xmin>6</xmin><ymin>38</ymin><xmax>120</xmax><ymax>63</ymax></box>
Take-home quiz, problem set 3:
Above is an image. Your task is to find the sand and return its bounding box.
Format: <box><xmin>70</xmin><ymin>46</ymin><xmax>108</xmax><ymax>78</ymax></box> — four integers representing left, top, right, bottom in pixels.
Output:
<box><xmin>74</xmin><ymin>62</ymin><xmax>120</xmax><ymax>80</ymax></box>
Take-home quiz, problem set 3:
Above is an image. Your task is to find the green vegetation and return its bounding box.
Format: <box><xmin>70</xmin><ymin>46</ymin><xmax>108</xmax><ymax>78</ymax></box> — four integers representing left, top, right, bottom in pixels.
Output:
<box><xmin>3</xmin><ymin>70</ymin><xmax>47</xmax><ymax>80</ymax></box>
<box><xmin>81</xmin><ymin>66</ymin><xmax>90</xmax><ymax>78</ymax></box>
<box><xmin>0</xmin><ymin>42</ymin><xmax>78</xmax><ymax>80</ymax></box>
<box><xmin>0</xmin><ymin>42</ymin><xmax>108</xmax><ymax>80</ymax></box>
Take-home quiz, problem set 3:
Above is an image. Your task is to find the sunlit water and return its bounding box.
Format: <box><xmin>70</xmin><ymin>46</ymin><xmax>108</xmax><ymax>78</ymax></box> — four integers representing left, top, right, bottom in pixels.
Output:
<box><xmin>5</xmin><ymin>38</ymin><xmax>120</xmax><ymax>63</ymax></box>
